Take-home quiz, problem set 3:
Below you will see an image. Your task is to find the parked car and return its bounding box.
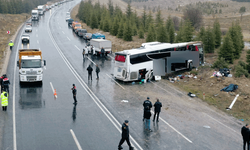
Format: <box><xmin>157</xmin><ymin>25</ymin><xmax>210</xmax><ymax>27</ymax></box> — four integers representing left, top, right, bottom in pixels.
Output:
<box><xmin>77</xmin><ymin>29</ymin><xmax>87</xmax><ymax>37</ymax></box>
<box><xmin>26</xmin><ymin>21</ymin><xmax>32</xmax><ymax>26</ymax></box>
<box><xmin>21</xmin><ymin>34</ymin><xmax>30</xmax><ymax>43</ymax></box>
<box><xmin>25</xmin><ymin>25</ymin><xmax>32</xmax><ymax>32</ymax></box>
<box><xmin>92</xmin><ymin>33</ymin><xmax>105</xmax><ymax>39</ymax></box>
<box><xmin>68</xmin><ymin>19</ymin><xmax>74</xmax><ymax>26</ymax></box>
<box><xmin>83</xmin><ymin>33</ymin><xmax>92</xmax><ymax>40</ymax></box>
<box><xmin>65</xmin><ymin>16</ymin><xmax>71</xmax><ymax>21</ymax></box>
<box><xmin>75</xmin><ymin>28</ymin><xmax>82</xmax><ymax>34</ymax></box>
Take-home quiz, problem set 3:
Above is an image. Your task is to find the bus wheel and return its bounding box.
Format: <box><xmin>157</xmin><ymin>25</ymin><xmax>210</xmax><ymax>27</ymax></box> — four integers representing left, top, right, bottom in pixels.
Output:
<box><xmin>148</xmin><ymin>72</ymin><xmax>154</xmax><ymax>81</ymax></box>
<box><xmin>189</xmin><ymin>63</ymin><xmax>193</xmax><ymax>71</ymax></box>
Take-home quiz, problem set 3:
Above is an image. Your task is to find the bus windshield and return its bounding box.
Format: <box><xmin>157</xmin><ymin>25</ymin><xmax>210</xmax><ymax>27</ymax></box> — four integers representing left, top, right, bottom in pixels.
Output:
<box><xmin>21</xmin><ymin>60</ymin><xmax>41</xmax><ymax>68</ymax></box>
<box><xmin>115</xmin><ymin>55</ymin><xmax>126</xmax><ymax>62</ymax></box>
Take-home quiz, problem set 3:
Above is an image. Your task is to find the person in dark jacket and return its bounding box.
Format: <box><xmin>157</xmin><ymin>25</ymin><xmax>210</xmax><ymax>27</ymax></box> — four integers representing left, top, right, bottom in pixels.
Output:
<box><xmin>118</xmin><ymin>120</ymin><xmax>134</xmax><ymax>150</ymax></box>
<box><xmin>241</xmin><ymin>124</ymin><xmax>250</xmax><ymax>150</ymax></box>
<box><xmin>87</xmin><ymin>65</ymin><xmax>93</xmax><ymax>80</ymax></box>
<box><xmin>143</xmin><ymin>97</ymin><xmax>152</xmax><ymax>121</ymax></box>
<box><xmin>144</xmin><ymin>110</ymin><xmax>152</xmax><ymax>132</ymax></box>
<box><xmin>96</xmin><ymin>65</ymin><xmax>100</xmax><ymax>79</ymax></box>
<box><xmin>0</xmin><ymin>75</ymin><xmax>4</xmax><ymax>93</ymax></box>
<box><xmin>71</xmin><ymin>84</ymin><xmax>77</xmax><ymax>104</ymax></box>
<box><xmin>2</xmin><ymin>74</ymin><xmax>10</xmax><ymax>93</ymax></box>
<box><xmin>101</xmin><ymin>47</ymin><xmax>105</xmax><ymax>57</ymax></box>
<box><xmin>153</xmin><ymin>98</ymin><xmax>162</xmax><ymax>122</ymax></box>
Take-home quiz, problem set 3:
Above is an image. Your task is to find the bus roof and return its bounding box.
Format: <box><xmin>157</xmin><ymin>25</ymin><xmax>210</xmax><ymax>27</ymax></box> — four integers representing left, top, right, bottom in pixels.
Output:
<box><xmin>116</xmin><ymin>41</ymin><xmax>202</xmax><ymax>56</ymax></box>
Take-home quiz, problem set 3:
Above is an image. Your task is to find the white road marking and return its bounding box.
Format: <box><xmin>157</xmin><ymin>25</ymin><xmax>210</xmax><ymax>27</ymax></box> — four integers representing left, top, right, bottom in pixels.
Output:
<box><xmin>151</xmin><ymin>81</ymin><xmax>181</xmax><ymax>97</ymax></box>
<box><xmin>50</xmin><ymin>82</ymin><xmax>55</xmax><ymax>93</ymax></box>
<box><xmin>62</xmin><ymin>31</ymin><xmax>65</xmax><ymax>34</ymax></box>
<box><xmin>37</xmin><ymin>40</ymin><xmax>39</xmax><ymax>44</ymax></box>
<box><xmin>74</xmin><ymin>45</ymin><xmax>80</xmax><ymax>51</ymax></box>
<box><xmin>47</xmin><ymin>11</ymin><xmax>142</xmax><ymax>150</ymax></box>
<box><xmin>204</xmin><ymin>113</ymin><xmax>237</xmax><ymax>133</ymax></box>
<box><xmin>86</xmin><ymin>57</ymin><xmax>96</xmax><ymax>65</ymax></box>
<box><xmin>70</xmin><ymin>129</ymin><xmax>83</xmax><ymax>150</ymax></box>
<box><xmin>106</xmin><ymin>74</ymin><xmax>125</xmax><ymax>90</ymax></box>
<box><xmin>67</xmin><ymin>37</ymin><xmax>70</xmax><ymax>41</ymax></box>
<box><xmin>107</xmin><ymin>54</ymin><xmax>114</xmax><ymax>59</ymax></box>
<box><xmin>13</xmin><ymin>24</ymin><xmax>25</xmax><ymax>150</ymax></box>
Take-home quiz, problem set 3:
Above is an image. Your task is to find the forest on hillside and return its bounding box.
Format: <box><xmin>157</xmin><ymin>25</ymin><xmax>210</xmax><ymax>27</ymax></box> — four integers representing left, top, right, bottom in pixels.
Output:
<box><xmin>0</xmin><ymin>0</ymin><xmax>50</xmax><ymax>14</ymax></box>
<box><xmin>232</xmin><ymin>0</ymin><xmax>250</xmax><ymax>2</ymax></box>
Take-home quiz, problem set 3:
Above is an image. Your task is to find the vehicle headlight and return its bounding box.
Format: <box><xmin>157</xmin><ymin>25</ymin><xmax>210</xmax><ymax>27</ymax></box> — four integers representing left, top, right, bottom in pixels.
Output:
<box><xmin>22</xmin><ymin>71</ymin><xmax>25</xmax><ymax>74</ymax></box>
<box><xmin>38</xmin><ymin>70</ymin><xmax>42</xmax><ymax>74</ymax></box>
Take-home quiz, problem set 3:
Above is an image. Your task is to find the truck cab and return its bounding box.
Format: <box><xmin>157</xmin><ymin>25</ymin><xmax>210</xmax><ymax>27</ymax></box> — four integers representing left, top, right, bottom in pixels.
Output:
<box><xmin>17</xmin><ymin>49</ymin><xmax>46</xmax><ymax>84</ymax></box>
<box><xmin>72</xmin><ymin>21</ymin><xmax>82</xmax><ymax>31</ymax></box>
<box><xmin>31</xmin><ymin>10</ymin><xmax>39</xmax><ymax>21</ymax></box>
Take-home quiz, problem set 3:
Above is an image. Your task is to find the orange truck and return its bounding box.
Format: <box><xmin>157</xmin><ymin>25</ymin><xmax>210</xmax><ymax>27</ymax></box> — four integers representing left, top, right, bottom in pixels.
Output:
<box><xmin>17</xmin><ymin>49</ymin><xmax>46</xmax><ymax>83</ymax></box>
<box><xmin>72</xmin><ymin>21</ymin><xmax>82</xmax><ymax>31</ymax></box>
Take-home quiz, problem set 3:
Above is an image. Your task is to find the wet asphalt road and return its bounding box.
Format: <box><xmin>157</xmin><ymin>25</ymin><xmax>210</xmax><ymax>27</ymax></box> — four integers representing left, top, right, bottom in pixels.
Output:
<box><xmin>1</xmin><ymin>0</ymin><xmax>244</xmax><ymax>150</ymax></box>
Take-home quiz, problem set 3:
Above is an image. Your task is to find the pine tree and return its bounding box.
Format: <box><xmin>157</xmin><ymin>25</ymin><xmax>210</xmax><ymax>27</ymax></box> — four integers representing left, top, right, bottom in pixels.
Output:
<box><xmin>168</xmin><ymin>20</ymin><xmax>175</xmax><ymax>43</ymax></box>
<box><xmin>108</xmin><ymin>0</ymin><xmax>114</xmax><ymax>16</ymax></box>
<box><xmin>219</xmin><ymin>33</ymin><xmax>234</xmax><ymax>64</ymax></box>
<box><xmin>236</xmin><ymin>21</ymin><xmax>244</xmax><ymax>50</ymax></box>
<box><xmin>103</xmin><ymin>18</ymin><xmax>110</xmax><ymax>32</ymax></box>
<box><xmin>182</xmin><ymin>20</ymin><xmax>194</xmax><ymax>42</ymax></box>
<box><xmin>126</xmin><ymin>2</ymin><xmax>132</xmax><ymax>18</ymax></box>
<box><xmin>132</xmin><ymin>23</ymin><xmax>137</xmax><ymax>36</ymax></box>
<box><xmin>146</xmin><ymin>24</ymin><xmax>155</xmax><ymax>42</ymax></box>
<box><xmin>123</xmin><ymin>21</ymin><xmax>133</xmax><ymax>41</ymax></box>
<box><xmin>110</xmin><ymin>16</ymin><xmax>119</xmax><ymax>36</ymax></box>
<box><xmin>246</xmin><ymin>50</ymin><xmax>250</xmax><ymax>72</ymax></box>
<box><xmin>138</xmin><ymin>26</ymin><xmax>144</xmax><ymax>39</ymax></box>
<box><xmin>145</xmin><ymin>11</ymin><xmax>153</xmax><ymax>32</ymax></box>
<box><xmin>155</xmin><ymin>9</ymin><xmax>163</xmax><ymax>28</ymax></box>
<box><xmin>175</xmin><ymin>21</ymin><xmax>183</xmax><ymax>42</ymax></box>
<box><xmin>203</xmin><ymin>26</ymin><xmax>215</xmax><ymax>53</ymax></box>
<box><xmin>229</xmin><ymin>23</ymin><xmax>241</xmax><ymax>59</ymax></box>
<box><xmin>117</xmin><ymin>20</ymin><xmax>124</xmax><ymax>38</ymax></box>
<box><xmin>213</xmin><ymin>19</ymin><xmax>221</xmax><ymax>48</ymax></box>
<box><xmin>141</xmin><ymin>8</ymin><xmax>147</xmax><ymax>31</ymax></box>
<box><xmin>165</xmin><ymin>15</ymin><xmax>172</xmax><ymax>32</ymax></box>
<box><xmin>90</xmin><ymin>12</ymin><xmax>98</xmax><ymax>29</ymax></box>
<box><xmin>157</xmin><ymin>24</ymin><xmax>168</xmax><ymax>42</ymax></box>
<box><xmin>198</xmin><ymin>26</ymin><xmax>205</xmax><ymax>41</ymax></box>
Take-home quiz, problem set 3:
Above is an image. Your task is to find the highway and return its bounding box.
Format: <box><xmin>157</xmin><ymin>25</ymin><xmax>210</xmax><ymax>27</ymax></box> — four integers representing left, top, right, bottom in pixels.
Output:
<box><xmin>0</xmin><ymin>0</ymin><xmax>243</xmax><ymax>150</ymax></box>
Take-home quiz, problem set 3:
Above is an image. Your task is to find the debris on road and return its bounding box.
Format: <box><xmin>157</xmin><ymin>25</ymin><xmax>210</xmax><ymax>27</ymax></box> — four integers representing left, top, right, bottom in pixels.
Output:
<box><xmin>203</xmin><ymin>125</ymin><xmax>211</xmax><ymax>129</ymax></box>
<box><xmin>121</xmin><ymin>100</ymin><xmax>129</xmax><ymax>103</ymax></box>
<box><xmin>187</xmin><ymin>92</ymin><xmax>196</xmax><ymax>98</ymax></box>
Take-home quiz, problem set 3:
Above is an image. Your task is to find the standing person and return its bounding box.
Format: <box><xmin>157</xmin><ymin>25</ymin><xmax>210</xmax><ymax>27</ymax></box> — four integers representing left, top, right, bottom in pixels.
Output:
<box><xmin>144</xmin><ymin>110</ymin><xmax>152</xmax><ymax>132</ymax></box>
<box><xmin>82</xmin><ymin>48</ymin><xmax>85</xmax><ymax>60</ymax></box>
<box><xmin>0</xmin><ymin>75</ymin><xmax>4</xmax><ymax>93</ymax></box>
<box><xmin>143</xmin><ymin>97</ymin><xmax>152</xmax><ymax>121</ymax></box>
<box><xmin>1</xmin><ymin>90</ymin><xmax>8</xmax><ymax>111</ymax></box>
<box><xmin>87</xmin><ymin>65</ymin><xmax>93</xmax><ymax>80</ymax></box>
<box><xmin>101</xmin><ymin>47</ymin><xmax>105</xmax><ymax>57</ymax></box>
<box><xmin>2</xmin><ymin>74</ymin><xmax>10</xmax><ymax>93</ymax></box>
<box><xmin>96</xmin><ymin>64</ymin><xmax>100</xmax><ymax>79</ymax></box>
<box><xmin>84</xmin><ymin>45</ymin><xmax>88</xmax><ymax>56</ymax></box>
<box><xmin>9</xmin><ymin>40</ymin><xmax>14</xmax><ymax>50</ymax></box>
<box><xmin>153</xmin><ymin>98</ymin><xmax>162</xmax><ymax>122</ymax></box>
<box><xmin>71</xmin><ymin>84</ymin><xmax>77</xmax><ymax>104</ymax></box>
<box><xmin>118</xmin><ymin>120</ymin><xmax>134</xmax><ymax>150</ymax></box>
<box><xmin>241</xmin><ymin>124</ymin><xmax>250</xmax><ymax>150</ymax></box>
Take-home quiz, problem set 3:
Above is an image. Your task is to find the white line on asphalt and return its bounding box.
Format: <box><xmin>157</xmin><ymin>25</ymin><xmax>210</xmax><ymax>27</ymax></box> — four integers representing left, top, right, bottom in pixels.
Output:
<box><xmin>67</xmin><ymin>37</ymin><xmax>70</xmax><ymax>41</ymax></box>
<box><xmin>13</xmin><ymin>24</ymin><xmax>24</xmax><ymax>150</ymax></box>
<box><xmin>50</xmin><ymin>82</ymin><xmax>55</xmax><ymax>93</ymax></box>
<box><xmin>86</xmin><ymin>57</ymin><xmax>96</xmax><ymax>65</ymax></box>
<box><xmin>74</xmin><ymin>45</ymin><xmax>80</xmax><ymax>51</ymax></box>
<box><xmin>151</xmin><ymin>81</ymin><xmax>180</xmax><ymax>97</ymax></box>
<box><xmin>107</xmin><ymin>54</ymin><xmax>114</xmax><ymax>59</ymax></box>
<box><xmin>37</xmin><ymin>40</ymin><xmax>39</xmax><ymax>44</ymax></box>
<box><xmin>48</xmin><ymin>11</ymin><xmax>142</xmax><ymax>150</ymax></box>
<box><xmin>70</xmin><ymin>129</ymin><xmax>83</xmax><ymax>150</ymax></box>
<box><xmin>62</xmin><ymin>31</ymin><xmax>65</xmax><ymax>34</ymax></box>
<box><xmin>106</xmin><ymin>74</ymin><xmax>125</xmax><ymax>90</ymax></box>
<box><xmin>204</xmin><ymin>113</ymin><xmax>237</xmax><ymax>133</ymax></box>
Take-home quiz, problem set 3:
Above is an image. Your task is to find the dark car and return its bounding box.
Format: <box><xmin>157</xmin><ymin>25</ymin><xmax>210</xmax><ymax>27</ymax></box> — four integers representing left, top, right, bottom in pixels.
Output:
<box><xmin>77</xmin><ymin>29</ymin><xmax>87</xmax><ymax>37</ymax></box>
<box><xmin>75</xmin><ymin>28</ymin><xmax>82</xmax><ymax>34</ymax></box>
<box><xmin>68</xmin><ymin>19</ymin><xmax>74</xmax><ymax>26</ymax></box>
<box><xmin>83</xmin><ymin>33</ymin><xmax>92</xmax><ymax>40</ymax></box>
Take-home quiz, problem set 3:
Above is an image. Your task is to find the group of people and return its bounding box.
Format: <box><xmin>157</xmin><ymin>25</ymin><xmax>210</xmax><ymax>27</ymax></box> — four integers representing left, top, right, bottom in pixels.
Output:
<box><xmin>0</xmin><ymin>74</ymin><xmax>10</xmax><ymax>111</ymax></box>
<box><xmin>86</xmin><ymin>64</ymin><xmax>100</xmax><ymax>80</ymax></box>
<box><xmin>82</xmin><ymin>46</ymin><xmax>106</xmax><ymax>58</ymax></box>
<box><xmin>118</xmin><ymin>97</ymin><xmax>162</xmax><ymax>149</ymax></box>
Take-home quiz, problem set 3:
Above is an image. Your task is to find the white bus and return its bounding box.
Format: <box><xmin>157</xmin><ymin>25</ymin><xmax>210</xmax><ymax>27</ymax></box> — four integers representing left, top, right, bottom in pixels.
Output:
<box><xmin>113</xmin><ymin>41</ymin><xmax>204</xmax><ymax>82</ymax></box>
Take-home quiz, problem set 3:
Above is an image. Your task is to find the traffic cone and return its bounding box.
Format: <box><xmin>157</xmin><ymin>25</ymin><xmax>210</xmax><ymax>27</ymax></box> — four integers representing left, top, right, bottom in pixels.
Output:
<box><xmin>54</xmin><ymin>89</ymin><xmax>57</xmax><ymax>98</ymax></box>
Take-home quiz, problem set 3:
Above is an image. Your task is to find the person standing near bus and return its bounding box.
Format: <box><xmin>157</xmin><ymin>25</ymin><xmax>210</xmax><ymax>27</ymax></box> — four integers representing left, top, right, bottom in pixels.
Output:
<box><xmin>1</xmin><ymin>90</ymin><xmax>8</xmax><ymax>111</ymax></box>
<box><xmin>101</xmin><ymin>47</ymin><xmax>105</xmax><ymax>57</ymax></box>
<box><xmin>143</xmin><ymin>97</ymin><xmax>152</xmax><ymax>121</ymax></box>
<box><xmin>96</xmin><ymin>64</ymin><xmax>100</xmax><ymax>80</ymax></box>
<box><xmin>87</xmin><ymin>65</ymin><xmax>93</xmax><ymax>80</ymax></box>
<box><xmin>153</xmin><ymin>98</ymin><xmax>162</xmax><ymax>122</ymax></box>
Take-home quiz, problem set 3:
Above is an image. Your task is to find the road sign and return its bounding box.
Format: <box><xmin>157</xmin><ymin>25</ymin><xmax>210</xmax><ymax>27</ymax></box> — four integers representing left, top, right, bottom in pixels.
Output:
<box><xmin>7</xmin><ymin>31</ymin><xmax>10</xmax><ymax>34</ymax></box>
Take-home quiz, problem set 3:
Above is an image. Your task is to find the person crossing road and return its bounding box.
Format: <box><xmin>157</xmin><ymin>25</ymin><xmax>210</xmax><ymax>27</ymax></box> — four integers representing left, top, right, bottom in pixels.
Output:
<box><xmin>71</xmin><ymin>84</ymin><xmax>77</xmax><ymax>104</ymax></box>
<box><xmin>118</xmin><ymin>120</ymin><xmax>134</xmax><ymax>150</ymax></box>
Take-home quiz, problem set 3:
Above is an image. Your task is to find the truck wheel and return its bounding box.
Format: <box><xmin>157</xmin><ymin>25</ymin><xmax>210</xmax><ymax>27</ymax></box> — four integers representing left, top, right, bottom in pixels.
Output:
<box><xmin>189</xmin><ymin>63</ymin><xmax>193</xmax><ymax>71</ymax></box>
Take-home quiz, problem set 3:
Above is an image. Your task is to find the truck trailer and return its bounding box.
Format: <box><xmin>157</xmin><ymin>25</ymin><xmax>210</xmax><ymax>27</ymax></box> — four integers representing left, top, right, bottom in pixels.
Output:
<box><xmin>17</xmin><ymin>49</ymin><xmax>46</xmax><ymax>84</ymax></box>
<box><xmin>89</xmin><ymin>39</ymin><xmax>112</xmax><ymax>55</ymax></box>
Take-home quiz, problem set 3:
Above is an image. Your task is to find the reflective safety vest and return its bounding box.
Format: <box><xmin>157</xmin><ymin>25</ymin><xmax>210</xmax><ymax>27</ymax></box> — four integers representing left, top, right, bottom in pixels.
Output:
<box><xmin>1</xmin><ymin>92</ymin><xmax>8</xmax><ymax>106</ymax></box>
<box><xmin>9</xmin><ymin>42</ymin><xmax>14</xmax><ymax>46</ymax></box>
